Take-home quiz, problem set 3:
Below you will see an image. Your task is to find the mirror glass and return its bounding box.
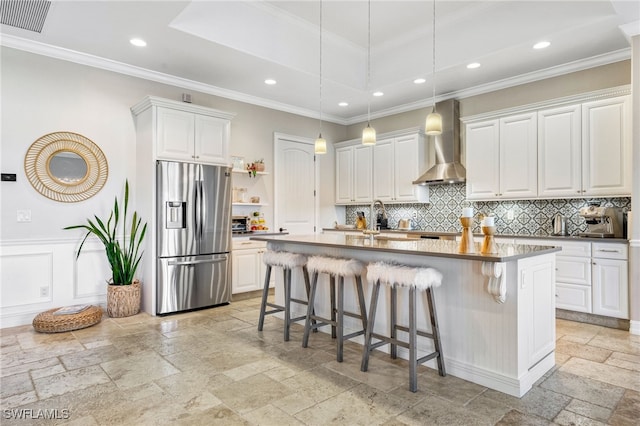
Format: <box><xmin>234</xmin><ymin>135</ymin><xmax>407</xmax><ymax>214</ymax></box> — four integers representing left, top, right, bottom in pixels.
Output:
<box><xmin>48</xmin><ymin>151</ymin><xmax>88</xmax><ymax>183</ymax></box>
<box><xmin>24</xmin><ymin>132</ymin><xmax>108</xmax><ymax>202</ymax></box>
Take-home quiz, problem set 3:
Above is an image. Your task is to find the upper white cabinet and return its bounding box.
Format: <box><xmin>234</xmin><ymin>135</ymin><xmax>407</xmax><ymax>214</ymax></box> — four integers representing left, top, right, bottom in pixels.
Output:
<box><xmin>537</xmin><ymin>104</ymin><xmax>582</xmax><ymax>197</ymax></box>
<box><xmin>466</xmin><ymin>112</ymin><xmax>537</xmax><ymax>200</ymax></box>
<box><xmin>581</xmin><ymin>96</ymin><xmax>631</xmax><ymax>196</ymax></box>
<box><xmin>373</xmin><ymin>133</ymin><xmax>428</xmax><ymax>203</ymax></box>
<box><xmin>465</xmin><ymin>89</ymin><xmax>631</xmax><ymax>200</ymax></box>
<box><xmin>132</xmin><ymin>96</ymin><xmax>234</xmax><ymax>166</ymax></box>
<box><xmin>335</xmin><ymin>144</ymin><xmax>373</xmax><ymax>204</ymax></box>
<box><xmin>336</xmin><ymin>129</ymin><xmax>429</xmax><ymax>205</ymax></box>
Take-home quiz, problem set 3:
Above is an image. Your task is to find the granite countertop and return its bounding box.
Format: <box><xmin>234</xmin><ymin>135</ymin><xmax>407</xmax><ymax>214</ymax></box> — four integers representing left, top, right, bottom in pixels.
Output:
<box><xmin>250</xmin><ymin>233</ymin><xmax>560</xmax><ymax>262</ymax></box>
<box><xmin>322</xmin><ymin>228</ymin><xmax>628</xmax><ymax>243</ymax></box>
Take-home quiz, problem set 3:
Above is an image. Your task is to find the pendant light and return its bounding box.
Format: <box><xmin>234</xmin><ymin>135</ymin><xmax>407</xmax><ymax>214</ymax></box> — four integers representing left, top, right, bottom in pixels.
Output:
<box><xmin>425</xmin><ymin>0</ymin><xmax>442</xmax><ymax>135</ymax></box>
<box><xmin>314</xmin><ymin>0</ymin><xmax>327</xmax><ymax>154</ymax></box>
<box><xmin>362</xmin><ymin>0</ymin><xmax>376</xmax><ymax>145</ymax></box>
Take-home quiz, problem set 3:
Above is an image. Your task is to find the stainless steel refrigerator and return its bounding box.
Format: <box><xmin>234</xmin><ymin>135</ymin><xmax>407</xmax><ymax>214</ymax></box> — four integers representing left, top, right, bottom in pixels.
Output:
<box><xmin>156</xmin><ymin>160</ymin><xmax>232</xmax><ymax>315</ymax></box>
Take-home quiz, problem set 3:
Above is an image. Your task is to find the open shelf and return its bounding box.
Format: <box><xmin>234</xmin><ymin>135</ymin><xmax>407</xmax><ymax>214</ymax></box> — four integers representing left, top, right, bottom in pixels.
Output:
<box><xmin>232</xmin><ymin>169</ymin><xmax>268</xmax><ymax>176</ymax></box>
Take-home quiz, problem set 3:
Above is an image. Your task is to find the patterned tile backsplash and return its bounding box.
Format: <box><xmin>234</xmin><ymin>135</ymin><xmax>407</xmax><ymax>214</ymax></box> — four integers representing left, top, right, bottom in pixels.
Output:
<box><xmin>345</xmin><ymin>184</ymin><xmax>631</xmax><ymax>236</ymax></box>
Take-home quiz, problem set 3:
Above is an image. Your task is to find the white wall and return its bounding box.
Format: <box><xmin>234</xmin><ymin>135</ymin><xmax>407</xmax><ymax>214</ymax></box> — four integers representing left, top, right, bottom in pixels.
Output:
<box><xmin>0</xmin><ymin>47</ymin><xmax>345</xmax><ymax>327</ymax></box>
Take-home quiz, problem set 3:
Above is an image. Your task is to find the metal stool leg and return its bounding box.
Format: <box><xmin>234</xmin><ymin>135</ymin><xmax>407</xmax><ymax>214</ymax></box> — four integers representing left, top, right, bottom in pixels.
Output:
<box><xmin>427</xmin><ymin>287</ymin><xmax>446</xmax><ymax>376</ymax></box>
<box><xmin>302</xmin><ymin>265</ymin><xmax>317</xmax><ymax>331</ymax></box>
<box><xmin>336</xmin><ymin>275</ymin><xmax>345</xmax><ymax>362</ymax></box>
<box><xmin>257</xmin><ymin>265</ymin><xmax>273</xmax><ymax>332</ymax></box>
<box><xmin>409</xmin><ymin>286</ymin><xmax>418</xmax><ymax>392</ymax></box>
<box><xmin>330</xmin><ymin>275</ymin><xmax>337</xmax><ymax>339</ymax></box>
<box><xmin>302</xmin><ymin>271</ymin><xmax>319</xmax><ymax>348</ymax></box>
<box><xmin>390</xmin><ymin>285</ymin><xmax>398</xmax><ymax>359</ymax></box>
<box><xmin>355</xmin><ymin>275</ymin><xmax>367</xmax><ymax>332</ymax></box>
<box><xmin>283</xmin><ymin>267</ymin><xmax>292</xmax><ymax>341</ymax></box>
<box><xmin>361</xmin><ymin>280</ymin><xmax>381</xmax><ymax>372</ymax></box>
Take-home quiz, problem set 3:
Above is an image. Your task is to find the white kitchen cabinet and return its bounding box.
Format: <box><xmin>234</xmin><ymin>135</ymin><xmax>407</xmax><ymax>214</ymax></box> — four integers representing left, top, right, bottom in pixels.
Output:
<box><xmin>515</xmin><ymin>238</ymin><xmax>629</xmax><ymax>319</ymax></box>
<box><xmin>335</xmin><ymin>144</ymin><xmax>373</xmax><ymax>204</ymax></box>
<box><xmin>581</xmin><ymin>96</ymin><xmax>632</xmax><ymax>196</ymax></box>
<box><xmin>157</xmin><ymin>106</ymin><xmax>231</xmax><ymax>165</ymax></box>
<box><xmin>373</xmin><ymin>133</ymin><xmax>427</xmax><ymax>203</ymax></box>
<box><xmin>537</xmin><ymin>104</ymin><xmax>582</xmax><ymax>197</ymax></box>
<box><xmin>466</xmin><ymin>112</ymin><xmax>537</xmax><ymax>200</ymax></box>
<box><xmin>232</xmin><ymin>240</ymin><xmax>271</xmax><ymax>294</ymax></box>
<box><xmin>591</xmin><ymin>242</ymin><xmax>628</xmax><ymax>319</ymax></box>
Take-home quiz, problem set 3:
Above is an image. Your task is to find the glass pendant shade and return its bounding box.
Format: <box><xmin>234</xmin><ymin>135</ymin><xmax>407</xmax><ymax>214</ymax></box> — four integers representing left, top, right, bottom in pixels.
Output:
<box><xmin>362</xmin><ymin>124</ymin><xmax>376</xmax><ymax>145</ymax></box>
<box><xmin>425</xmin><ymin>112</ymin><xmax>442</xmax><ymax>135</ymax></box>
<box><xmin>315</xmin><ymin>134</ymin><xmax>327</xmax><ymax>154</ymax></box>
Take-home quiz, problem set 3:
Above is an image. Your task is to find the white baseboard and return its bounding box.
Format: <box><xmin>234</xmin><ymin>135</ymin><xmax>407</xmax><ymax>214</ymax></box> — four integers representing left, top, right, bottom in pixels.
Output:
<box><xmin>630</xmin><ymin>320</ymin><xmax>640</xmax><ymax>336</ymax></box>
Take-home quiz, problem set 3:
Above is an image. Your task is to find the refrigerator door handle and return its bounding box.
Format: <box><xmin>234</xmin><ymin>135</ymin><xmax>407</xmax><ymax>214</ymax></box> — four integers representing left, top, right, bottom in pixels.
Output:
<box><xmin>168</xmin><ymin>256</ymin><xmax>228</xmax><ymax>267</ymax></box>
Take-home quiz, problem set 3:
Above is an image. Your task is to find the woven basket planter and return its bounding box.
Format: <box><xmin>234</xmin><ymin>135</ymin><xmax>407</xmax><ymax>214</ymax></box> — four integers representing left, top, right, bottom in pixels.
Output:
<box><xmin>107</xmin><ymin>280</ymin><xmax>141</xmax><ymax>318</ymax></box>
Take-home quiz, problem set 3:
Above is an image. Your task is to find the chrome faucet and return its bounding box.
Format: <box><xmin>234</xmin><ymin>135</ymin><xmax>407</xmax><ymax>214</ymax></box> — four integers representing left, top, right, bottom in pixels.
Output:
<box><xmin>370</xmin><ymin>199</ymin><xmax>387</xmax><ymax>230</ymax></box>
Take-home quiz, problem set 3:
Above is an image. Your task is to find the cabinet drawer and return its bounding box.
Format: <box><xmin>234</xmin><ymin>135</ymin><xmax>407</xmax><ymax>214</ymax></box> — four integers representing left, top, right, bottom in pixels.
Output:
<box><xmin>232</xmin><ymin>239</ymin><xmax>267</xmax><ymax>251</ymax></box>
<box><xmin>515</xmin><ymin>238</ymin><xmax>591</xmax><ymax>257</ymax></box>
<box><xmin>592</xmin><ymin>243</ymin><xmax>627</xmax><ymax>260</ymax></box>
<box><xmin>556</xmin><ymin>256</ymin><xmax>591</xmax><ymax>285</ymax></box>
<box><xmin>556</xmin><ymin>283</ymin><xmax>592</xmax><ymax>313</ymax></box>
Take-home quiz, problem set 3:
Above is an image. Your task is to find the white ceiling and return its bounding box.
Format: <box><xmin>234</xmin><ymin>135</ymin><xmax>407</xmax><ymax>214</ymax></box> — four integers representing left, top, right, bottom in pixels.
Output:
<box><xmin>1</xmin><ymin>1</ymin><xmax>638</xmax><ymax>125</ymax></box>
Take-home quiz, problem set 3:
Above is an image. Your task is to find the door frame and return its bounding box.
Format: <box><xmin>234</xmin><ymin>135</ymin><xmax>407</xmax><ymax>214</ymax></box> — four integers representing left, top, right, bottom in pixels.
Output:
<box><xmin>273</xmin><ymin>132</ymin><xmax>319</xmax><ymax>234</ymax></box>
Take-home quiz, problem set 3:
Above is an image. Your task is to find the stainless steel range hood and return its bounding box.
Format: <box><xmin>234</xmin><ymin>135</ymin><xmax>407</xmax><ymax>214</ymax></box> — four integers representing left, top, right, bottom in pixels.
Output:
<box><xmin>413</xmin><ymin>99</ymin><xmax>466</xmax><ymax>185</ymax></box>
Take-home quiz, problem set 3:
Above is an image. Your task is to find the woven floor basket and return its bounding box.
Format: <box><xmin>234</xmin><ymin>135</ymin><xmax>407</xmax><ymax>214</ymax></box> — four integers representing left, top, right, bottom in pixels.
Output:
<box><xmin>33</xmin><ymin>305</ymin><xmax>103</xmax><ymax>333</ymax></box>
<box><xmin>107</xmin><ymin>280</ymin><xmax>141</xmax><ymax>318</ymax></box>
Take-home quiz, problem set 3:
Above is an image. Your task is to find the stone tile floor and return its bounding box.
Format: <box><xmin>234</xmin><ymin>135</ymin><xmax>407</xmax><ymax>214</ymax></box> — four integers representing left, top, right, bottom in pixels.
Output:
<box><xmin>1</xmin><ymin>296</ymin><xmax>638</xmax><ymax>425</ymax></box>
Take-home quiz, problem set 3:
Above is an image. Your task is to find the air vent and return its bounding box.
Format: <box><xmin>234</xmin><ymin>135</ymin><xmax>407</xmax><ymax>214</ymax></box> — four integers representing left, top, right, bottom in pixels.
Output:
<box><xmin>1</xmin><ymin>1</ymin><xmax>51</xmax><ymax>33</ymax></box>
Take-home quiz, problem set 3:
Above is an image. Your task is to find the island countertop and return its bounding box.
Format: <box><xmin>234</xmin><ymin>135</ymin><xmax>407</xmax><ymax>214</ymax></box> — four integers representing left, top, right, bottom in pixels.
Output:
<box><xmin>250</xmin><ymin>232</ymin><xmax>560</xmax><ymax>262</ymax></box>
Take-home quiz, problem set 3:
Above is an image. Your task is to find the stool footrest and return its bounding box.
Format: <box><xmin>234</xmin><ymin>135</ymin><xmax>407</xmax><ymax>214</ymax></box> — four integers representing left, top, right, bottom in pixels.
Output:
<box><xmin>290</xmin><ymin>297</ymin><xmax>310</xmax><ymax>306</ymax></box>
<box><xmin>394</xmin><ymin>325</ymin><xmax>434</xmax><ymax>340</ymax></box>
<box><xmin>265</xmin><ymin>302</ymin><xmax>285</xmax><ymax>311</ymax></box>
<box><xmin>417</xmin><ymin>352</ymin><xmax>439</xmax><ymax>365</ymax></box>
<box><xmin>343</xmin><ymin>330</ymin><xmax>365</xmax><ymax>340</ymax></box>
<box><xmin>369</xmin><ymin>332</ymin><xmax>409</xmax><ymax>350</ymax></box>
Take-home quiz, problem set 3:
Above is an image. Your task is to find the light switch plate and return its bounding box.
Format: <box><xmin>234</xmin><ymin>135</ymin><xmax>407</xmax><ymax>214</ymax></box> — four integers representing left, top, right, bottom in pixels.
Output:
<box><xmin>17</xmin><ymin>210</ymin><xmax>31</xmax><ymax>222</ymax></box>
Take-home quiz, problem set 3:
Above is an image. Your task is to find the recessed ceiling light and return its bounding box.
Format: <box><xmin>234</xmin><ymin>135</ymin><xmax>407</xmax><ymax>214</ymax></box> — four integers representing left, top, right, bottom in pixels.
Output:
<box><xmin>338</xmin><ymin>102</ymin><xmax>349</xmax><ymax>107</ymax></box>
<box><xmin>467</xmin><ymin>62</ymin><xmax>481</xmax><ymax>69</ymax></box>
<box><xmin>533</xmin><ymin>41</ymin><xmax>550</xmax><ymax>49</ymax></box>
<box><xmin>264</xmin><ymin>79</ymin><xmax>277</xmax><ymax>85</ymax></box>
<box><xmin>129</xmin><ymin>38</ymin><xmax>147</xmax><ymax>47</ymax></box>
<box><xmin>414</xmin><ymin>78</ymin><xmax>426</xmax><ymax>84</ymax></box>
<box><xmin>373</xmin><ymin>91</ymin><xmax>384</xmax><ymax>97</ymax></box>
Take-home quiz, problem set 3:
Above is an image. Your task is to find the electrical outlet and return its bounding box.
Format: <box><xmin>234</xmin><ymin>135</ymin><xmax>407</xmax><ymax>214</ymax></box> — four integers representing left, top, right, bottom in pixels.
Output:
<box><xmin>507</xmin><ymin>210</ymin><xmax>515</xmax><ymax>220</ymax></box>
<box><xmin>39</xmin><ymin>286</ymin><xmax>49</xmax><ymax>297</ymax></box>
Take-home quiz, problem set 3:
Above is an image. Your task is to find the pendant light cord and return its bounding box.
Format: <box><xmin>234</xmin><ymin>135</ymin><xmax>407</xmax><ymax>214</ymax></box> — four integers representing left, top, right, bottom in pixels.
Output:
<box><xmin>367</xmin><ymin>0</ymin><xmax>371</xmax><ymax>125</ymax></box>
<box><xmin>431</xmin><ymin>0</ymin><xmax>436</xmax><ymax>113</ymax></box>
<box><xmin>318</xmin><ymin>0</ymin><xmax>323</xmax><ymax>137</ymax></box>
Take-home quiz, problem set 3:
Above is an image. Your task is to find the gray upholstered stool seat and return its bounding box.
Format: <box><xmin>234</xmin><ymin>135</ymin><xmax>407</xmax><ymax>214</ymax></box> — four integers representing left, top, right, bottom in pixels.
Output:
<box><xmin>361</xmin><ymin>261</ymin><xmax>445</xmax><ymax>392</ymax></box>
<box><xmin>303</xmin><ymin>255</ymin><xmax>368</xmax><ymax>362</ymax></box>
<box><xmin>258</xmin><ymin>250</ymin><xmax>312</xmax><ymax>341</ymax></box>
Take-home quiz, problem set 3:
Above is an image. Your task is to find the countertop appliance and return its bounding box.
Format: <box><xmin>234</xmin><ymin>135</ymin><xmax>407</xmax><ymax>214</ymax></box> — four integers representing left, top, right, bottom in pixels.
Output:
<box><xmin>551</xmin><ymin>214</ymin><xmax>568</xmax><ymax>236</ymax></box>
<box><xmin>578</xmin><ymin>204</ymin><xmax>623</xmax><ymax>238</ymax></box>
<box><xmin>232</xmin><ymin>216</ymin><xmax>251</xmax><ymax>234</ymax></box>
<box><xmin>156</xmin><ymin>160</ymin><xmax>232</xmax><ymax>315</ymax></box>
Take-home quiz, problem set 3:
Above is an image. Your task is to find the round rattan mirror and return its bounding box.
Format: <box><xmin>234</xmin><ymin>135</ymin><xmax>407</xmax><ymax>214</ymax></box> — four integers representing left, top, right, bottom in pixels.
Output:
<box><xmin>24</xmin><ymin>132</ymin><xmax>108</xmax><ymax>202</ymax></box>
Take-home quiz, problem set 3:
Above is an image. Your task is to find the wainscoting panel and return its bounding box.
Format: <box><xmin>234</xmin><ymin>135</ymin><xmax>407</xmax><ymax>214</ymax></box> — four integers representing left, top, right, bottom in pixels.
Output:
<box><xmin>0</xmin><ymin>239</ymin><xmax>109</xmax><ymax>328</ymax></box>
<box><xmin>75</xmin><ymin>248</ymin><xmax>110</xmax><ymax>298</ymax></box>
<box><xmin>0</xmin><ymin>251</ymin><xmax>53</xmax><ymax>308</ymax></box>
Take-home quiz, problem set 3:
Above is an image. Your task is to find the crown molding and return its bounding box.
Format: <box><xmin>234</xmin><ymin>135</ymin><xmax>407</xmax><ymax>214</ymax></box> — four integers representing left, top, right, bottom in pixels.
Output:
<box><xmin>1</xmin><ymin>35</ymin><xmax>630</xmax><ymax>127</ymax></box>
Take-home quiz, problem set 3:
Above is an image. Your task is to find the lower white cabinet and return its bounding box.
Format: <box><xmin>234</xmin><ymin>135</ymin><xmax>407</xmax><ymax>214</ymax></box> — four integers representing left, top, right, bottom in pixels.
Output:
<box><xmin>515</xmin><ymin>238</ymin><xmax>629</xmax><ymax>319</ymax></box>
<box><xmin>231</xmin><ymin>240</ymin><xmax>271</xmax><ymax>294</ymax></box>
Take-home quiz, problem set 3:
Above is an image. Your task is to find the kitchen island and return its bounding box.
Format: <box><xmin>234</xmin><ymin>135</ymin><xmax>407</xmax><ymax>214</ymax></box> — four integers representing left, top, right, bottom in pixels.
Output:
<box><xmin>251</xmin><ymin>233</ymin><xmax>561</xmax><ymax>397</ymax></box>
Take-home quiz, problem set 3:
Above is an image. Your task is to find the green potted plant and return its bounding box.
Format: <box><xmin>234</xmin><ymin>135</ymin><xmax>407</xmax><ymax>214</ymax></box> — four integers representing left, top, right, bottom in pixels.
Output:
<box><xmin>64</xmin><ymin>180</ymin><xmax>147</xmax><ymax>318</ymax></box>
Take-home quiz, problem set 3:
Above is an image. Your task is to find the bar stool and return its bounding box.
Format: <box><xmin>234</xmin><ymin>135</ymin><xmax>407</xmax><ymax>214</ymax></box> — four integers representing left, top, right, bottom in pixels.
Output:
<box><xmin>361</xmin><ymin>261</ymin><xmax>445</xmax><ymax>392</ymax></box>
<box><xmin>302</xmin><ymin>255</ymin><xmax>368</xmax><ymax>362</ymax></box>
<box><xmin>257</xmin><ymin>250</ymin><xmax>313</xmax><ymax>341</ymax></box>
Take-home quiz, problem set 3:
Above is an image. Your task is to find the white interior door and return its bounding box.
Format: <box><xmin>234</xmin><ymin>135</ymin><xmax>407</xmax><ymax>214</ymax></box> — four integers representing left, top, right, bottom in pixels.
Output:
<box><xmin>274</xmin><ymin>134</ymin><xmax>317</xmax><ymax>234</ymax></box>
